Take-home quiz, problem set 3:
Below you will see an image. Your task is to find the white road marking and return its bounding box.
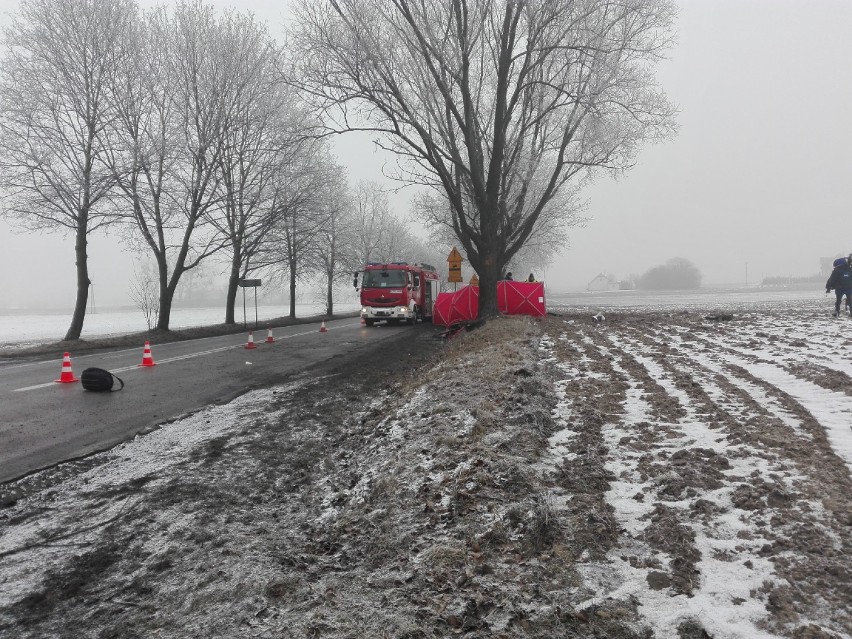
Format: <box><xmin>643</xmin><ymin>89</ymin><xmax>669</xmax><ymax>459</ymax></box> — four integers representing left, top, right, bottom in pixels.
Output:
<box><xmin>11</xmin><ymin>322</ymin><xmax>360</xmax><ymax>392</ymax></box>
<box><xmin>13</xmin><ymin>381</ymin><xmax>60</xmax><ymax>392</ymax></box>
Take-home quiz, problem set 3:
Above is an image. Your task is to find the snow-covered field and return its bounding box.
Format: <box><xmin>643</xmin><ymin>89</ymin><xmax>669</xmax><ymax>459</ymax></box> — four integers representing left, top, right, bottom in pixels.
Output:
<box><xmin>547</xmin><ymin>285</ymin><xmax>825</xmax><ymax>313</ymax></box>
<box><xmin>0</xmin><ymin>294</ymin><xmax>850</xmax><ymax>638</ymax></box>
<box><xmin>0</xmin><ymin>302</ymin><xmax>361</xmax><ymax>349</ymax></box>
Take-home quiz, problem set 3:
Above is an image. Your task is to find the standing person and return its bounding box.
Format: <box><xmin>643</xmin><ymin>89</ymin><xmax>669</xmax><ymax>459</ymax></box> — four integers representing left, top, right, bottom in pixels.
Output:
<box><xmin>504</xmin><ymin>271</ymin><xmax>513</xmax><ymax>280</ymax></box>
<box><xmin>527</xmin><ymin>273</ymin><xmax>536</xmax><ymax>282</ymax></box>
<box><xmin>846</xmin><ymin>253</ymin><xmax>852</xmax><ymax>313</ymax></box>
<box><xmin>825</xmin><ymin>257</ymin><xmax>852</xmax><ymax>317</ymax></box>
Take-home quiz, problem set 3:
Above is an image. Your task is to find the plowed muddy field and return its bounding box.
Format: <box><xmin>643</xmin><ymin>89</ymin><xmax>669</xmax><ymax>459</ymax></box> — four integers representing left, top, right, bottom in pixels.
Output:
<box><xmin>1</xmin><ymin>300</ymin><xmax>850</xmax><ymax>638</ymax></box>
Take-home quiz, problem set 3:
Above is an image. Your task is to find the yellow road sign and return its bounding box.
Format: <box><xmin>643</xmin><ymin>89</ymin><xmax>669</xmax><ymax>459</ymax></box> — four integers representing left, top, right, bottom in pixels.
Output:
<box><xmin>447</xmin><ymin>246</ymin><xmax>463</xmax><ymax>282</ymax></box>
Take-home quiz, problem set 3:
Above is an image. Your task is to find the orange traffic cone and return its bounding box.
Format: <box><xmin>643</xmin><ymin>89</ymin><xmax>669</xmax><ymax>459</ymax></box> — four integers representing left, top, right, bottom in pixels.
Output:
<box><xmin>245</xmin><ymin>330</ymin><xmax>257</xmax><ymax>349</ymax></box>
<box><xmin>265</xmin><ymin>325</ymin><xmax>275</xmax><ymax>343</ymax></box>
<box><xmin>55</xmin><ymin>352</ymin><xmax>79</xmax><ymax>383</ymax></box>
<box><xmin>139</xmin><ymin>341</ymin><xmax>156</xmax><ymax>367</ymax></box>
<box><xmin>319</xmin><ymin>321</ymin><xmax>328</xmax><ymax>333</ymax></box>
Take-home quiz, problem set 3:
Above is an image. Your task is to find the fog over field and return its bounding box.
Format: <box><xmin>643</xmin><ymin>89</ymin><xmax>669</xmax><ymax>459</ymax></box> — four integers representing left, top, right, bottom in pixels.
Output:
<box><xmin>1</xmin><ymin>0</ymin><xmax>850</xmax><ymax>310</ymax></box>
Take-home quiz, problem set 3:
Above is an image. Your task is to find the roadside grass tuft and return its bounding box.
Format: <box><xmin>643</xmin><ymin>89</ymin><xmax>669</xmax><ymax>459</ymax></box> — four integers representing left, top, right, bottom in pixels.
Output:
<box><xmin>526</xmin><ymin>494</ymin><xmax>560</xmax><ymax>553</ymax></box>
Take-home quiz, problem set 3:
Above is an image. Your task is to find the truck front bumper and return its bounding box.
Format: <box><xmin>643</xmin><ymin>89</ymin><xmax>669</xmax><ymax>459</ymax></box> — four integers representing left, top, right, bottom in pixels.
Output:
<box><xmin>361</xmin><ymin>306</ymin><xmax>413</xmax><ymax>321</ymax></box>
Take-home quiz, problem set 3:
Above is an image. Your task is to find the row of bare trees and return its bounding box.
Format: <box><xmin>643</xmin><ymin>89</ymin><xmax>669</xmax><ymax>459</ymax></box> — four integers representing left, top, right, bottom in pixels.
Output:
<box><xmin>2</xmin><ymin>0</ymin><xmax>678</xmax><ymax>333</ymax></box>
<box><xmin>0</xmin><ymin>0</ymin><xmax>429</xmax><ymax>339</ymax></box>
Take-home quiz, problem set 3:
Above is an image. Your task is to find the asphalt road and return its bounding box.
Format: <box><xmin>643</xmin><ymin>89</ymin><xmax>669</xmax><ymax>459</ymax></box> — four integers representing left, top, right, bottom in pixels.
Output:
<box><xmin>0</xmin><ymin>318</ymin><xmax>408</xmax><ymax>483</ymax></box>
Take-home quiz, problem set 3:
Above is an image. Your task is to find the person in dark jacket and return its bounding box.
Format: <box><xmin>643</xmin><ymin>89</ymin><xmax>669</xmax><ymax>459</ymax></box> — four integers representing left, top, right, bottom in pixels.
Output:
<box><xmin>825</xmin><ymin>257</ymin><xmax>852</xmax><ymax>317</ymax></box>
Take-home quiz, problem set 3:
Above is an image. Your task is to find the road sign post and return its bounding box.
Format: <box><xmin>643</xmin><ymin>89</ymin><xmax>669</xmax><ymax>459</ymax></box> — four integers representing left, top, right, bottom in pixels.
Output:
<box><xmin>238</xmin><ymin>279</ymin><xmax>262</xmax><ymax>328</ymax></box>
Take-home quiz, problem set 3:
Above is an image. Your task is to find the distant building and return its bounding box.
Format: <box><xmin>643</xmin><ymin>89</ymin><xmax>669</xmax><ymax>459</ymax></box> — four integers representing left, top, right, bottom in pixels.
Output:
<box><xmin>587</xmin><ymin>273</ymin><xmax>620</xmax><ymax>291</ymax></box>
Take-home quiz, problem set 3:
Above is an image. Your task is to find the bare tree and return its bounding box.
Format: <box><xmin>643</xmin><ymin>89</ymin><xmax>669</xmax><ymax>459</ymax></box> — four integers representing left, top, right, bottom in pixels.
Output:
<box><xmin>211</xmin><ymin>32</ymin><xmax>306</xmax><ymax>325</ymax></box>
<box><xmin>310</xmin><ymin>162</ymin><xmax>353</xmax><ymax>315</ymax></box>
<box><xmin>255</xmin><ymin>143</ymin><xmax>330</xmax><ymax>318</ymax></box>
<box><xmin>104</xmin><ymin>6</ymin><xmax>180</xmax><ymax>328</ymax></box>
<box><xmin>147</xmin><ymin>2</ymin><xmax>253</xmax><ymax>330</ymax></box>
<box><xmin>349</xmin><ymin>180</ymin><xmax>416</xmax><ymax>265</ymax></box>
<box><xmin>291</xmin><ymin>0</ymin><xmax>676</xmax><ymax>317</ymax></box>
<box><xmin>350</xmin><ymin>181</ymin><xmax>391</xmax><ymax>265</ymax></box>
<box><xmin>108</xmin><ymin>3</ymin><xmax>264</xmax><ymax>331</ymax></box>
<box><xmin>129</xmin><ymin>260</ymin><xmax>160</xmax><ymax>330</ymax></box>
<box><xmin>0</xmin><ymin>0</ymin><xmax>135</xmax><ymax>339</ymax></box>
<box><xmin>415</xmin><ymin>184</ymin><xmax>587</xmax><ymax>278</ymax></box>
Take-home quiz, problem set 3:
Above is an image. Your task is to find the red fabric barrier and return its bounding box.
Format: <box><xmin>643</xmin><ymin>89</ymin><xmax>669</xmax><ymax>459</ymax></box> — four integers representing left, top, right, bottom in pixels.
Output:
<box><xmin>448</xmin><ymin>285</ymin><xmax>479</xmax><ymax>324</ymax></box>
<box><xmin>497</xmin><ymin>281</ymin><xmax>546</xmax><ymax>317</ymax></box>
<box><xmin>433</xmin><ymin>292</ymin><xmax>454</xmax><ymax>327</ymax></box>
<box><xmin>432</xmin><ymin>286</ymin><xmax>480</xmax><ymax>326</ymax></box>
<box><xmin>433</xmin><ymin>282</ymin><xmax>545</xmax><ymax>325</ymax></box>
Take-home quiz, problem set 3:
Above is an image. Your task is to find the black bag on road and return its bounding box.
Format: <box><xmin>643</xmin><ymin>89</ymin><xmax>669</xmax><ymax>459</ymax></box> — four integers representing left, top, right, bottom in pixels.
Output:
<box><xmin>81</xmin><ymin>368</ymin><xmax>125</xmax><ymax>392</ymax></box>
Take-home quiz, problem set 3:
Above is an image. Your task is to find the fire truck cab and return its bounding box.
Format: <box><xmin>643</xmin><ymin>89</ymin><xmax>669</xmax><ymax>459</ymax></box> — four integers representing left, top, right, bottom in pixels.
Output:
<box><xmin>354</xmin><ymin>262</ymin><xmax>440</xmax><ymax>326</ymax></box>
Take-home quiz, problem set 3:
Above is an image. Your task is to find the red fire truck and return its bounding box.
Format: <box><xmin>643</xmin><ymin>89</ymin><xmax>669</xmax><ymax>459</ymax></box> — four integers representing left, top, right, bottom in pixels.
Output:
<box><xmin>354</xmin><ymin>262</ymin><xmax>441</xmax><ymax>326</ymax></box>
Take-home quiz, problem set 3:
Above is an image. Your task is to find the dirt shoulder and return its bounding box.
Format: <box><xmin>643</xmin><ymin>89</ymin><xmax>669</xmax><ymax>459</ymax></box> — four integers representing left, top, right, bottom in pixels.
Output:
<box><xmin>0</xmin><ymin>312</ymin><xmax>849</xmax><ymax>638</ymax></box>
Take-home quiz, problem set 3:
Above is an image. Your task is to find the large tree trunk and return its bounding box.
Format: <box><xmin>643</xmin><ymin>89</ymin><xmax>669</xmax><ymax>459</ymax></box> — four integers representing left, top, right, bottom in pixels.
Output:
<box><xmin>289</xmin><ymin>260</ymin><xmax>297</xmax><ymax>318</ymax></box>
<box><xmin>157</xmin><ymin>278</ymin><xmax>179</xmax><ymax>331</ymax></box>
<box><xmin>225</xmin><ymin>275</ymin><xmax>239</xmax><ymax>325</ymax></box>
<box><xmin>157</xmin><ymin>291</ymin><xmax>174</xmax><ymax>331</ymax></box>
<box><xmin>63</xmin><ymin>219</ymin><xmax>90</xmax><ymax>341</ymax></box>
<box><xmin>151</xmin><ymin>256</ymin><xmax>169</xmax><ymax>331</ymax></box>
<box><xmin>224</xmin><ymin>251</ymin><xmax>241</xmax><ymax>324</ymax></box>
<box><xmin>475</xmin><ymin>253</ymin><xmax>501</xmax><ymax>320</ymax></box>
<box><xmin>473</xmin><ymin>203</ymin><xmax>503</xmax><ymax>319</ymax></box>
<box><xmin>326</xmin><ymin>272</ymin><xmax>334</xmax><ymax>316</ymax></box>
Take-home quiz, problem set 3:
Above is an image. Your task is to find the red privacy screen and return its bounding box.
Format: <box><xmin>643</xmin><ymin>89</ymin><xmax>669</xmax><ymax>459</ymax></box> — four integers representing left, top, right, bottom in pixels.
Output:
<box><xmin>432</xmin><ymin>281</ymin><xmax>546</xmax><ymax>326</ymax></box>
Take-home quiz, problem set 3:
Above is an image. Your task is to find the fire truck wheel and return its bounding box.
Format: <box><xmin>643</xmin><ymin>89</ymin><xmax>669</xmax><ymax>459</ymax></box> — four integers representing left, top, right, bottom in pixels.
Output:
<box><xmin>365</xmin><ymin>318</ymin><xmax>375</xmax><ymax>327</ymax></box>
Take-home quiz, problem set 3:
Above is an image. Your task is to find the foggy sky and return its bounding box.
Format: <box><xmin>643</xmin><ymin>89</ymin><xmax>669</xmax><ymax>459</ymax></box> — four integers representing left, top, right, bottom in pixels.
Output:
<box><xmin>1</xmin><ymin>0</ymin><xmax>851</xmax><ymax>309</ymax></box>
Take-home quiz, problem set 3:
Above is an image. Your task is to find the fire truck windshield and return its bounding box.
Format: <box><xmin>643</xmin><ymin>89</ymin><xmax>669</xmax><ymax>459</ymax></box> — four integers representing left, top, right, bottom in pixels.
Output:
<box><xmin>362</xmin><ymin>270</ymin><xmax>407</xmax><ymax>288</ymax></box>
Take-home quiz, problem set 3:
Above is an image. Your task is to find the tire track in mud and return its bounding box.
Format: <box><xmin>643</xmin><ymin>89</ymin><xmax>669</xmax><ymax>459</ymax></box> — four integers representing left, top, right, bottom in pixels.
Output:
<box><xmin>632</xmin><ymin>324</ymin><xmax>818</xmax><ymax>456</ymax></box>
<box><xmin>583</xmin><ymin>324</ymin><xmax>780</xmax><ymax>637</ymax></box>
<box><xmin>684</xmin><ymin>313</ymin><xmax>852</xmax><ymax>407</ymax></box>
<box><xmin>667</xmin><ymin>322</ymin><xmax>852</xmax><ymax>472</ymax></box>
<box><xmin>544</xmin><ymin>324</ymin><xmax>627</xmax><ymax>565</ymax></box>
<box><xmin>670</xmin><ymin>318</ymin><xmax>852</xmax><ymax>396</ymax></box>
<box><xmin>547</xmin><ymin>320</ymin><xmax>728</xmax><ymax>637</ymax></box>
<box><xmin>609</xmin><ymin>318</ymin><xmax>852</xmax><ymax>637</ymax></box>
<box><xmin>542</xmin><ymin>322</ymin><xmax>658</xmax><ymax>633</ymax></box>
